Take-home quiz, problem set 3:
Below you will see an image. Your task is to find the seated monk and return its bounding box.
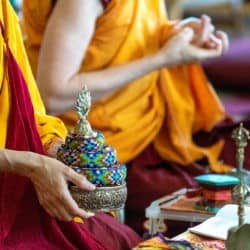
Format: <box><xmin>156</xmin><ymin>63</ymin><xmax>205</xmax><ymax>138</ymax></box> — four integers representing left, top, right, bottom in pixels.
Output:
<box><xmin>0</xmin><ymin>1</ymin><xmax>140</xmax><ymax>249</ymax></box>
<box><xmin>22</xmin><ymin>0</ymin><xmax>231</xmax><ymax>233</ymax></box>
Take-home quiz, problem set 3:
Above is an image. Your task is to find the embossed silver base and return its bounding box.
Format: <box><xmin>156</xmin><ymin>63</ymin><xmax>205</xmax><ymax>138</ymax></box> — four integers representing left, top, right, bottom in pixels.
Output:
<box><xmin>70</xmin><ymin>184</ymin><xmax>127</xmax><ymax>212</ymax></box>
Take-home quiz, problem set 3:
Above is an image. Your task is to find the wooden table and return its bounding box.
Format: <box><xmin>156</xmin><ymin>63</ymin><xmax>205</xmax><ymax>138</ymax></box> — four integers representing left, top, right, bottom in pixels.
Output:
<box><xmin>145</xmin><ymin>189</ymin><xmax>215</xmax><ymax>236</ymax></box>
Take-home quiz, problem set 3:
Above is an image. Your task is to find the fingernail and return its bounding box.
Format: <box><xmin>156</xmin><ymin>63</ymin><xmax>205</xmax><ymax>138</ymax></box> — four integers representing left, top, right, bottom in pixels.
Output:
<box><xmin>87</xmin><ymin>183</ymin><xmax>96</xmax><ymax>190</ymax></box>
<box><xmin>86</xmin><ymin>211</ymin><xmax>95</xmax><ymax>217</ymax></box>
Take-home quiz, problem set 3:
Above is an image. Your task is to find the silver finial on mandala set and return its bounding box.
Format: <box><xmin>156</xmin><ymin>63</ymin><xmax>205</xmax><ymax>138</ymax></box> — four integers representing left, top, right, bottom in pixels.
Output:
<box><xmin>74</xmin><ymin>85</ymin><xmax>97</xmax><ymax>137</ymax></box>
<box><xmin>232</xmin><ymin>123</ymin><xmax>250</xmax><ymax>227</ymax></box>
<box><xmin>232</xmin><ymin>123</ymin><xmax>250</xmax><ymax>169</ymax></box>
<box><xmin>227</xmin><ymin>123</ymin><xmax>250</xmax><ymax>249</ymax></box>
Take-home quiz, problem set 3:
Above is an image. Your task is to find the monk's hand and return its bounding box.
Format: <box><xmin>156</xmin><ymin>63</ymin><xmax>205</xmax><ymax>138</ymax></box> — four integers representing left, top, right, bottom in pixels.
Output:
<box><xmin>157</xmin><ymin>27</ymin><xmax>227</xmax><ymax>66</ymax></box>
<box><xmin>28</xmin><ymin>155</ymin><xmax>96</xmax><ymax>221</ymax></box>
<box><xmin>176</xmin><ymin>15</ymin><xmax>229</xmax><ymax>53</ymax></box>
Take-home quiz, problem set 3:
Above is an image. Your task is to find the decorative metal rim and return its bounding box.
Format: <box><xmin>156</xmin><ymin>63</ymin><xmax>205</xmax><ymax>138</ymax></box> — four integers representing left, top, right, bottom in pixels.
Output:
<box><xmin>70</xmin><ymin>184</ymin><xmax>127</xmax><ymax>212</ymax></box>
<box><xmin>71</xmin><ymin>183</ymin><xmax>126</xmax><ymax>191</ymax></box>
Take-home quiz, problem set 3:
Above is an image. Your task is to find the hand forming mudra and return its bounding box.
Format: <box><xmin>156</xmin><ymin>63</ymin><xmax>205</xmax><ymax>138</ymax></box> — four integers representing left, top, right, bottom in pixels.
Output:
<box><xmin>156</xmin><ymin>15</ymin><xmax>229</xmax><ymax>66</ymax></box>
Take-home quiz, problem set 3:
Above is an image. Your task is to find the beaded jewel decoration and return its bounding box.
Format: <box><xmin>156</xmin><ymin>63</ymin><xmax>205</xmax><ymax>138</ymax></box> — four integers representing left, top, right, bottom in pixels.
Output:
<box><xmin>57</xmin><ymin>86</ymin><xmax>127</xmax><ymax>187</ymax></box>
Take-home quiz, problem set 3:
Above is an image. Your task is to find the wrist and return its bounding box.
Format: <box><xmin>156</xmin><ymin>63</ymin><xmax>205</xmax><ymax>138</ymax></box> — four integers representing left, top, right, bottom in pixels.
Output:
<box><xmin>154</xmin><ymin>51</ymin><xmax>173</xmax><ymax>69</ymax></box>
<box><xmin>0</xmin><ymin>149</ymin><xmax>40</xmax><ymax>177</ymax></box>
<box><xmin>151</xmin><ymin>53</ymin><xmax>168</xmax><ymax>69</ymax></box>
<box><xmin>16</xmin><ymin>151</ymin><xmax>42</xmax><ymax>178</ymax></box>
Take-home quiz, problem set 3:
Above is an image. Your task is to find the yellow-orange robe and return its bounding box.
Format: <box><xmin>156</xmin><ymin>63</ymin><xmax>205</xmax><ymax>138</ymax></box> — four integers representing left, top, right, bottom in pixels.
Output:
<box><xmin>0</xmin><ymin>0</ymin><xmax>66</xmax><ymax>149</ymax></box>
<box><xmin>22</xmin><ymin>0</ymin><xmax>229</xmax><ymax>172</ymax></box>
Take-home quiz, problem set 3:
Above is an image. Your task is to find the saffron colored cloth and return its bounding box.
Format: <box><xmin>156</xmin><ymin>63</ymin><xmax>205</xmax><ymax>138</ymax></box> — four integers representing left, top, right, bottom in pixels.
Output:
<box><xmin>22</xmin><ymin>0</ymin><xmax>230</xmax><ymax>173</ymax></box>
<box><xmin>0</xmin><ymin>0</ymin><xmax>67</xmax><ymax>148</ymax></box>
<box><xmin>0</xmin><ymin>1</ymin><xmax>140</xmax><ymax>249</ymax></box>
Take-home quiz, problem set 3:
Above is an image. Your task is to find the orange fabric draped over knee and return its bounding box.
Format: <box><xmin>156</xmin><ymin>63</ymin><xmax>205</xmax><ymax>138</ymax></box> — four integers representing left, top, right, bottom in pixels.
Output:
<box><xmin>22</xmin><ymin>0</ymin><xmax>230</xmax><ymax>172</ymax></box>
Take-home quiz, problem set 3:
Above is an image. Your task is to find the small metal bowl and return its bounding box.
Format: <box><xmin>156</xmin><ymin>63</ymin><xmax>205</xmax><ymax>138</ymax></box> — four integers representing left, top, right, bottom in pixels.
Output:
<box><xmin>70</xmin><ymin>184</ymin><xmax>127</xmax><ymax>212</ymax></box>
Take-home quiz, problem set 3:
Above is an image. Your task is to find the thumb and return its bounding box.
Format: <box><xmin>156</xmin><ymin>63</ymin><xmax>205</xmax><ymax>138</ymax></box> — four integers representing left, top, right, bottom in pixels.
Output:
<box><xmin>187</xmin><ymin>42</ymin><xmax>222</xmax><ymax>61</ymax></box>
<box><xmin>66</xmin><ymin>169</ymin><xmax>96</xmax><ymax>191</ymax></box>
